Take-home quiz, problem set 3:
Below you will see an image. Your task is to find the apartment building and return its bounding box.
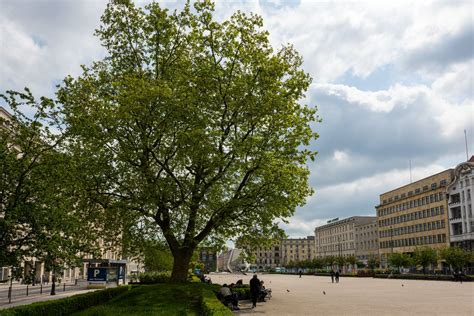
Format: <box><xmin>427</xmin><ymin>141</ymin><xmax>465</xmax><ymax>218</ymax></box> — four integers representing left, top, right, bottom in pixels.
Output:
<box><xmin>255</xmin><ymin>244</ymin><xmax>281</xmax><ymax>270</ymax></box>
<box><xmin>314</xmin><ymin>216</ymin><xmax>376</xmax><ymax>258</ymax></box>
<box><xmin>280</xmin><ymin>236</ymin><xmax>315</xmax><ymax>265</ymax></box>
<box><xmin>376</xmin><ymin>169</ymin><xmax>453</xmax><ymax>267</ymax></box>
<box><xmin>447</xmin><ymin>157</ymin><xmax>474</xmax><ymax>251</ymax></box>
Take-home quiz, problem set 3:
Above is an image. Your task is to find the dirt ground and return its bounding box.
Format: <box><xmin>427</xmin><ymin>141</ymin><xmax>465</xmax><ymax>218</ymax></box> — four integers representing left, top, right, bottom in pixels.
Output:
<box><xmin>209</xmin><ymin>273</ymin><xmax>474</xmax><ymax>316</ymax></box>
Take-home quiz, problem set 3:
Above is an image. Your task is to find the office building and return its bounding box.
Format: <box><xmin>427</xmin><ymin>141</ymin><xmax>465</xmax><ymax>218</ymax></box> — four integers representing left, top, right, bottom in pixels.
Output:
<box><xmin>376</xmin><ymin>169</ymin><xmax>453</xmax><ymax>267</ymax></box>
<box><xmin>314</xmin><ymin>216</ymin><xmax>376</xmax><ymax>258</ymax></box>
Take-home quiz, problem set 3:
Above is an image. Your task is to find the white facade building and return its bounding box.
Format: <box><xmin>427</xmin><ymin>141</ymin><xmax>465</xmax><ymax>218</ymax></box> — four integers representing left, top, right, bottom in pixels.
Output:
<box><xmin>447</xmin><ymin>156</ymin><xmax>474</xmax><ymax>251</ymax></box>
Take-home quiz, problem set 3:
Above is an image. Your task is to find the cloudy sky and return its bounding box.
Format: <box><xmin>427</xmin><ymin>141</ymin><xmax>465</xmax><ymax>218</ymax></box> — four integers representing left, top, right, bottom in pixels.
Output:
<box><xmin>1</xmin><ymin>0</ymin><xmax>473</xmax><ymax>238</ymax></box>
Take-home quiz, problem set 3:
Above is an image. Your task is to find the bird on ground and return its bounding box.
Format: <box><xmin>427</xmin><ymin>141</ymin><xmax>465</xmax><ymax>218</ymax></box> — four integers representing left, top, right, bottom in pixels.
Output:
<box><xmin>402</xmin><ymin>284</ymin><xmax>404</xmax><ymax>287</ymax></box>
<box><xmin>323</xmin><ymin>291</ymin><xmax>326</xmax><ymax>295</ymax></box>
<box><xmin>286</xmin><ymin>289</ymin><xmax>290</xmax><ymax>292</ymax></box>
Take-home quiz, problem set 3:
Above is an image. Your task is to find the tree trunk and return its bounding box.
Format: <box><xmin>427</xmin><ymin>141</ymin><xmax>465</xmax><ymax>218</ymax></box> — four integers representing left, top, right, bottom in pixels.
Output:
<box><xmin>170</xmin><ymin>249</ymin><xmax>193</xmax><ymax>283</ymax></box>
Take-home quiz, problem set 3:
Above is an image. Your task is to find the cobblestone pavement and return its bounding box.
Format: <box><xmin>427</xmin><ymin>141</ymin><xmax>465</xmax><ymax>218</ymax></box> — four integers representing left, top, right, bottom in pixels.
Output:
<box><xmin>209</xmin><ymin>273</ymin><xmax>474</xmax><ymax>316</ymax></box>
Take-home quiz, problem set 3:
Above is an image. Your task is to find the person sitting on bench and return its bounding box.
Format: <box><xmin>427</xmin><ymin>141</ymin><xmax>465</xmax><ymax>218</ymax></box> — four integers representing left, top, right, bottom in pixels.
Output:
<box><xmin>219</xmin><ymin>284</ymin><xmax>239</xmax><ymax>310</ymax></box>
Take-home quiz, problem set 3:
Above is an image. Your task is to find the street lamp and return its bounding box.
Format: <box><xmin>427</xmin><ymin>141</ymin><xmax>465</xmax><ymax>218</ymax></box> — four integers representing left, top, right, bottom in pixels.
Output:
<box><xmin>390</xmin><ymin>226</ymin><xmax>393</xmax><ymax>254</ymax></box>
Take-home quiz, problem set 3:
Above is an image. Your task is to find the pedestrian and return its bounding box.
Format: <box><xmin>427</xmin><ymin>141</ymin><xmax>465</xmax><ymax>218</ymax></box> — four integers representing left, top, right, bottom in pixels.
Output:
<box><xmin>299</xmin><ymin>270</ymin><xmax>302</xmax><ymax>278</ymax></box>
<box><xmin>335</xmin><ymin>270</ymin><xmax>340</xmax><ymax>283</ymax></box>
<box><xmin>250</xmin><ymin>274</ymin><xmax>261</xmax><ymax>308</ymax></box>
<box><xmin>330</xmin><ymin>270</ymin><xmax>335</xmax><ymax>283</ymax></box>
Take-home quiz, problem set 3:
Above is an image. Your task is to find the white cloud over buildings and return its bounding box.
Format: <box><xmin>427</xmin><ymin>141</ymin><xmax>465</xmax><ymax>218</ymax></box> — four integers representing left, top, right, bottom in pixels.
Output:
<box><xmin>0</xmin><ymin>0</ymin><xmax>472</xmax><ymax>238</ymax></box>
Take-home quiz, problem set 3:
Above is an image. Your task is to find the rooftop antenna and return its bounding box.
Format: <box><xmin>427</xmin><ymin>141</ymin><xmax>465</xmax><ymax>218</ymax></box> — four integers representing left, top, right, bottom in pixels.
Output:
<box><xmin>409</xmin><ymin>160</ymin><xmax>412</xmax><ymax>183</ymax></box>
<box><xmin>465</xmin><ymin>129</ymin><xmax>469</xmax><ymax>161</ymax></box>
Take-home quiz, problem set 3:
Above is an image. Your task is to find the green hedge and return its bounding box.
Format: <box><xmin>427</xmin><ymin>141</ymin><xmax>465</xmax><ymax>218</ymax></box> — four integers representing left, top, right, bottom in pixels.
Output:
<box><xmin>232</xmin><ymin>286</ymin><xmax>251</xmax><ymax>300</ymax></box>
<box><xmin>200</xmin><ymin>287</ymin><xmax>233</xmax><ymax>316</ymax></box>
<box><xmin>137</xmin><ymin>271</ymin><xmax>171</xmax><ymax>284</ymax></box>
<box><xmin>0</xmin><ymin>286</ymin><xmax>130</xmax><ymax>316</ymax></box>
<box><xmin>374</xmin><ymin>274</ymin><xmax>473</xmax><ymax>281</ymax></box>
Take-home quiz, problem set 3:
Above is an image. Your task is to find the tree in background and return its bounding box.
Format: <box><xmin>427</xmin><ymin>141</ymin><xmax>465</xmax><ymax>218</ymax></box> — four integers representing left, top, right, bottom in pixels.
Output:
<box><xmin>388</xmin><ymin>253</ymin><xmax>412</xmax><ymax>272</ymax></box>
<box><xmin>367</xmin><ymin>256</ymin><xmax>380</xmax><ymax>270</ymax></box>
<box><xmin>324</xmin><ymin>256</ymin><xmax>336</xmax><ymax>270</ymax></box>
<box><xmin>312</xmin><ymin>257</ymin><xmax>324</xmax><ymax>270</ymax></box>
<box><xmin>335</xmin><ymin>256</ymin><xmax>346</xmax><ymax>270</ymax></box>
<box><xmin>346</xmin><ymin>255</ymin><xmax>357</xmax><ymax>271</ymax></box>
<box><xmin>439</xmin><ymin>247</ymin><xmax>472</xmax><ymax>271</ymax></box>
<box><xmin>413</xmin><ymin>247</ymin><xmax>438</xmax><ymax>274</ymax></box>
<box><xmin>59</xmin><ymin>0</ymin><xmax>318</xmax><ymax>282</ymax></box>
<box><xmin>143</xmin><ymin>241</ymin><xmax>174</xmax><ymax>272</ymax></box>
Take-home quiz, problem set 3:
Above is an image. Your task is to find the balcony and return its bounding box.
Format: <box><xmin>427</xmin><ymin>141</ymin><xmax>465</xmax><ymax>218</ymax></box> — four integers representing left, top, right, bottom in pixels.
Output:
<box><xmin>449</xmin><ymin>200</ymin><xmax>461</xmax><ymax>207</ymax></box>
<box><xmin>450</xmin><ymin>232</ymin><xmax>474</xmax><ymax>242</ymax></box>
<box><xmin>449</xmin><ymin>217</ymin><xmax>463</xmax><ymax>223</ymax></box>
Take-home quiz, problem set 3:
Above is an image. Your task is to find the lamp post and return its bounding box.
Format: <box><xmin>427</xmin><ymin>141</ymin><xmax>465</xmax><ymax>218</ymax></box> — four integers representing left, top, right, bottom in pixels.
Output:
<box><xmin>390</xmin><ymin>226</ymin><xmax>393</xmax><ymax>254</ymax></box>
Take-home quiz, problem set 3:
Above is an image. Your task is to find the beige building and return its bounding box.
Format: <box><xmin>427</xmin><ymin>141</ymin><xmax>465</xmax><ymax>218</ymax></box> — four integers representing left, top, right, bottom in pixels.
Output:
<box><xmin>355</xmin><ymin>218</ymin><xmax>379</xmax><ymax>264</ymax></box>
<box><xmin>315</xmin><ymin>216</ymin><xmax>377</xmax><ymax>259</ymax></box>
<box><xmin>251</xmin><ymin>236</ymin><xmax>316</xmax><ymax>270</ymax></box>
<box><xmin>281</xmin><ymin>236</ymin><xmax>315</xmax><ymax>265</ymax></box>
<box><xmin>255</xmin><ymin>244</ymin><xmax>281</xmax><ymax>270</ymax></box>
<box><xmin>376</xmin><ymin>169</ymin><xmax>453</xmax><ymax>267</ymax></box>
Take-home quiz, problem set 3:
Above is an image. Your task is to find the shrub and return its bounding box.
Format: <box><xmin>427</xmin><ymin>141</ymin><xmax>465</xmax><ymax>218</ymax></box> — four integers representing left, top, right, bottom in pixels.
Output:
<box><xmin>232</xmin><ymin>286</ymin><xmax>251</xmax><ymax>300</ymax></box>
<box><xmin>357</xmin><ymin>270</ymin><xmax>375</xmax><ymax>277</ymax></box>
<box><xmin>1</xmin><ymin>286</ymin><xmax>130</xmax><ymax>316</ymax></box>
<box><xmin>138</xmin><ymin>271</ymin><xmax>171</xmax><ymax>284</ymax></box>
<box><xmin>200</xmin><ymin>287</ymin><xmax>233</xmax><ymax>316</ymax></box>
<box><xmin>374</xmin><ymin>274</ymin><xmax>473</xmax><ymax>281</ymax></box>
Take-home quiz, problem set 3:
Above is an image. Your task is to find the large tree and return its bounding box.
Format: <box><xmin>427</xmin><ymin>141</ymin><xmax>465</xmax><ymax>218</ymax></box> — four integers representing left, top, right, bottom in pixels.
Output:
<box><xmin>413</xmin><ymin>247</ymin><xmax>438</xmax><ymax>274</ymax></box>
<box><xmin>59</xmin><ymin>0</ymin><xmax>318</xmax><ymax>282</ymax></box>
<box><xmin>388</xmin><ymin>253</ymin><xmax>411</xmax><ymax>272</ymax></box>
<box><xmin>439</xmin><ymin>247</ymin><xmax>472</xmax><ymax>271</ymax></box>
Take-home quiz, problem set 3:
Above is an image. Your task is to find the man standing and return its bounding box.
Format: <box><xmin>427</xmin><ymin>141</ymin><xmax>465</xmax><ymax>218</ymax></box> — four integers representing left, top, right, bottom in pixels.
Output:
<box><xmin>330</xmin><ymin>270</ymin><xmax>335</xmax><ymax>283</ymax></box>
<box><xmin>250</xmin><ymin>274</ymin><xmax>261</xmax><ymax>308</ymax></box>
<box><xmin>335</xmin><ymin>270</ymin><xmax>340</xmax><ymax>283</ymax></box>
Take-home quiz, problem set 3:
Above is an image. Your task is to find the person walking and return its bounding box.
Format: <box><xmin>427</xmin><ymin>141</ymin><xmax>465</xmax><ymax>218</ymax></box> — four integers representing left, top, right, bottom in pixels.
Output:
<box><xmin>330</xmin><ymin>270</ymin><xmax>335</xmax><ymax>283</ymax></box>
<box><xmin>250</xmin><ymin>274</ymin><xmax>261</xmax><ymax>308</ymax></box>
<box><xmin>299</xmin><ymin>270</ymin><xmax>302</xmax><ymax>278</ymax></box>
<box><xmin>335</xmin><ymin>270</ymin><xmax>340</xmax><ymax>283</ymax></box>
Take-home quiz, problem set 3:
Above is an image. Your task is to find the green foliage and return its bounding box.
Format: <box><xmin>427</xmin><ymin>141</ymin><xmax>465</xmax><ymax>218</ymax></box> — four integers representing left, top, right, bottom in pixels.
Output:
<box><xmin>324</xmin><ymin>256</ymin><xmax>336</xmax><ymax>267</ymax></box>
<box><xmin>311</xmin><ymin>258</ymin><xmax>325</xmax><ymax>269</ymax></box>
<box><xmin>138</xmin><ymin>271</ymin><xmax>171</xmax><ymax>284</ymax></box>
<box><xmin>1</xmin><ymin>286</ymin><xmax>129</xmax><ymax>316</ymax></box>
<box><xmin>367</xmin><ymin>257</ymin><xmax>380</xmax><ymax>270</ymax></box>
<box><xmin>335</xmin><ymin>256</ymin><xmax>346</xmax><ymax>267</ymax></box>
<box><xmin>346</xmin><ymin>255</ymin><xmax>357</xmax><ymax>266</ymax></box>
<box><xmin>201</xmin><ymin>287</ymin><xmax>234</xmax><ymax>316</ymax></box>
<box><xmin>142</xmin><ymin>241</ymin><xmax>174</xmax><ymax>272</ymax></box>
<box><xmin>439</xmin><ymin>247</ymin><xmax>472</xmax><ymax>270</ymax></box>
<box><xmin>231</xmin><ymin>286</ymin><xmax>251</xmax><ymax>300</ymax></box>
<box><xmin>0</xmin><ymin>89</ymin><xmax>107</xmax><ymax>274</ymax></box>
<box><xmin>373</xmin><ymin>274</ymin><xmax>473</xmax><ymax>281</ymax></box>
<box><xmin>388</xmin><ymin>253</ymin><xmax>412</xmax><ymax>271</ymax></box>
<box><xmin>413</xmin><ymin>247</ymin><xmax>438</xmax><ymax>274</ymax></box>
<box><xmin>59</xmin><ymin>0</ymin><xmax>318</xmax><ymax>282</ymax></box>
<box><xmin>74</xmin><ymin>283</ymin><xmax>224</xmax><ymax>316</ymax></box>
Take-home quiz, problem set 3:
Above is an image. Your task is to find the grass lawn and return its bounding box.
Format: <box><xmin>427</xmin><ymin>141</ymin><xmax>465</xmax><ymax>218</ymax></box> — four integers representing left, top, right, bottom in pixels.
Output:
<box><xmin>73</xmin><ymin>283</ymin><xmax>214</xmax><ymax>316</ymax></box>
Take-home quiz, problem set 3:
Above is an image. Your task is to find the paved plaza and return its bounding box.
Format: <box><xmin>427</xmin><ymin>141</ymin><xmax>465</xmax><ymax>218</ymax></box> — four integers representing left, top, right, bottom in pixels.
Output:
<box><xmin>210</xmin><ymin>273</ymin><xmax>474</xmax><ymax>315</ymax></box>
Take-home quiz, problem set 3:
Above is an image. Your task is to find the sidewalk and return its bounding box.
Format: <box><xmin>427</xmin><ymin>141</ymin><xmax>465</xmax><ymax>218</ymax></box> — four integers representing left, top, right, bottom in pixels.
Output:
<box><xmin>0</xmin><ymin>288</ymin><xmax>96</xmax><ymax>310</ymax></box>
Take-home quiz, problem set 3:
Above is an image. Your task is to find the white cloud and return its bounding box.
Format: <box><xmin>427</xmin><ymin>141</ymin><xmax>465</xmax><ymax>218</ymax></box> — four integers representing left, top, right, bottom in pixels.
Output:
<box><xmin>1</xmin><ymin>0</ymin><xmax>472</xmax><ymax>239</ymax></box>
